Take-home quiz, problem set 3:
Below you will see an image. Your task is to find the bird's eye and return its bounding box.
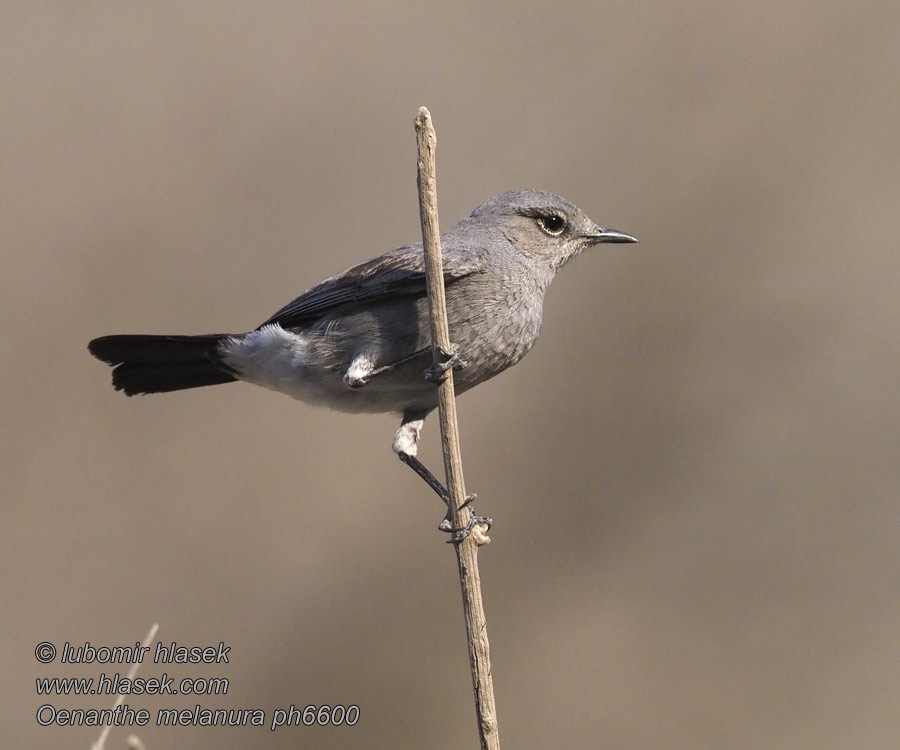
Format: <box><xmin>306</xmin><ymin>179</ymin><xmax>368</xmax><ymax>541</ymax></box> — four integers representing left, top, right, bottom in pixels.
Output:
<box><xmin>536</xmin><ymin>214</ymin><xmax>566</xmax><ymax>236</ymax></box>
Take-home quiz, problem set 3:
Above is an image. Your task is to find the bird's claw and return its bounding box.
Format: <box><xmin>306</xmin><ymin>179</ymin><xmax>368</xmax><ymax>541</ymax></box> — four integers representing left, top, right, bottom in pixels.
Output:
<box><xmin>439</xmin><ymin>513</ymin><xmax>493</xmax><ymax>543</ymax></box>
<box><xmin>424</xmin><ymin>344</ymin><xmax>468</xmax><ymax>383</ymax></box>
<box><xmin>438</xmin><ymin>494</ymin><xmax>490</xmax><ymax>542</ymax></box>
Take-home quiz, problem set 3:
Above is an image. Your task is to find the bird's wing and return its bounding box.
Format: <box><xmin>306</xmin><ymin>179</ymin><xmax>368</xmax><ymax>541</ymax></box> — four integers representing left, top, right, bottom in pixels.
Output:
<box><xmin>259</xmin><ymin>242</ymin><xmax>488</xmax><ymax>329</ymax></box>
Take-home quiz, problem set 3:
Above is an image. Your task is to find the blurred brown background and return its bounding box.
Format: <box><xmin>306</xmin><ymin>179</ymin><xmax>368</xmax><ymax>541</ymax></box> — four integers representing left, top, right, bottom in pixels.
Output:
<box><xmin>4</xmin><ymin>1</ymin><xmax>900</xmax><ymax>748</ymax></box>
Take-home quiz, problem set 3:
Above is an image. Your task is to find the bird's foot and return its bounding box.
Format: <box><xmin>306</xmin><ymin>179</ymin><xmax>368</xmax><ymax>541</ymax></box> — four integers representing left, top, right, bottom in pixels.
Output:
<box><xmin>424</xmin><ymin>344</ymin><xmax>469</xmax><ymax>383</ymax></box>
<box><xmin>438</xmin><ymin>494</ymin><xmax>492</xmax><ymax>543</ymax></box>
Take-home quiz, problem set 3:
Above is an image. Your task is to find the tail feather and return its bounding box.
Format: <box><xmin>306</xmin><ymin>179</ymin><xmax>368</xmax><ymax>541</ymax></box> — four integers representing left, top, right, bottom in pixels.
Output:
<box><xmin>88</xmin><ymin>334</ymin><xmax>238</xmax><ymax>395</ymax></box>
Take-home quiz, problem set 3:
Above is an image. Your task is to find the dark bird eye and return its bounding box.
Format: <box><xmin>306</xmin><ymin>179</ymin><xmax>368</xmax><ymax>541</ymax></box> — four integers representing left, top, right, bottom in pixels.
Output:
<box><xmin>536</xmin><ymin>214</ymin><xmax>566</xmax><ymax>236</ymax></box>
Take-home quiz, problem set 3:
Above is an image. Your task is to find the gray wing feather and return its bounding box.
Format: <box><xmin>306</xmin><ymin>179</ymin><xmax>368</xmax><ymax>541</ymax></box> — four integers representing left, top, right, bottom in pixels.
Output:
<box><xmin>260</xmin><ymin>242</ymin><xmax>487</xmax><ymax>330</ymax></box>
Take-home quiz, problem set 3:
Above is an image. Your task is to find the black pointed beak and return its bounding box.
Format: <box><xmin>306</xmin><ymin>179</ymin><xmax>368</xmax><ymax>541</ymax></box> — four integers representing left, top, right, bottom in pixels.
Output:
<box><xmin>586</xmin><ymin>227</ymin><xmax>638</xmax><ymax>244</ymax></box>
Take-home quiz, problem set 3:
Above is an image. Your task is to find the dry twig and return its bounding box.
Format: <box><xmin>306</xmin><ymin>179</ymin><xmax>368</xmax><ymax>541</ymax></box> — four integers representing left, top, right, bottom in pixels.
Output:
<box><xmin>415</xmin><ymin>107</ymin><xmax>499</xmax><ymax>750</ymax></box>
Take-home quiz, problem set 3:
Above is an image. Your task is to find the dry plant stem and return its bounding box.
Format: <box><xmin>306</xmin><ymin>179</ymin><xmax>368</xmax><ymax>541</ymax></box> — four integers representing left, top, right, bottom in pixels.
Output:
<box><xmin>91</xmin><ymin>622</ymin><xmax>159</xmax><ymax>750</ymax></box>
<box><xmin>415</xmin><ymin>107</ymin><xmax>500</xmax><ymax>750</ymax></box>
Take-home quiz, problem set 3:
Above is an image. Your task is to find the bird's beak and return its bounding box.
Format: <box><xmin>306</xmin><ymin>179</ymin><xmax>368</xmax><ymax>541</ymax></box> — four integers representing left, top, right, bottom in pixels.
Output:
<box><xmin>587</xmin><ymin>227</ymin><xmax>638</xmax><ymax>244</ymax></box>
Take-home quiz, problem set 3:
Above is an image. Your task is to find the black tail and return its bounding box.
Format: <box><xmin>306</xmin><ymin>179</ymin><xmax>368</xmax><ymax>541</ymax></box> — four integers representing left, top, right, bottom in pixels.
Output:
<box><xmin>88</xmin><ymin>334</ymin><xmax>238</xmax><ymax>396</ymax></box>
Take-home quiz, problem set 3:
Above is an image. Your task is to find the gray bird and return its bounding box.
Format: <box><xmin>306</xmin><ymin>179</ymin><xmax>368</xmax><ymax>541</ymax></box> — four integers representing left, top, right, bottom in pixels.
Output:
<box><xmin>89</xmin><ymin>189</ymin><xmax>636</xmax><ymax>519</ymax></box>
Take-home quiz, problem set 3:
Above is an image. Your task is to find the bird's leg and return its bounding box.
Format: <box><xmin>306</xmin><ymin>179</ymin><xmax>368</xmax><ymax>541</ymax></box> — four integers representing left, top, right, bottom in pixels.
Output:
<box><xmin>424</xmin><ymin>343</ymin><xmax>469</xmax><ymax>384</ymax></box>
<box><xmin>393</xmin><ymin>409</ymin><xmax>487</xmax><ymax>541</ymax></box>
<box><xmin>344</xmin><ymin>348</ymin><xmax>431</xmax><ymax>388</ymax></box>
<box><xmin>345</xmin><ymin>344</ymin><xmax>467</xmax><ymax>389</ymax></box>
<box><xmin>393</xmin><ymin>410</ymin><xmax>450</xmax><ymax>505</ymax></box>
